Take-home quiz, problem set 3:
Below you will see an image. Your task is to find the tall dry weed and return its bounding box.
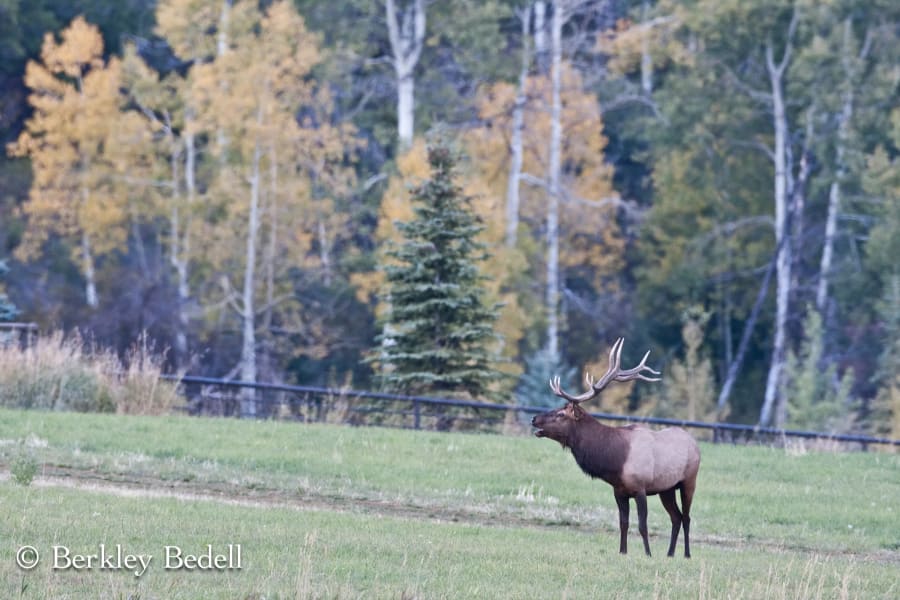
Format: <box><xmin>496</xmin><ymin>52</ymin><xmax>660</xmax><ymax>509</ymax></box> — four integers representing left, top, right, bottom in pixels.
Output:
<box><xmin>0</xmin><ymin>331</ymin><xmax>180</xmax><ymax>415</ymax></box>
<box><xmin>112</xmin><ymin>333</ymin><xmax>181</xmax><ymax>415</ymax></box>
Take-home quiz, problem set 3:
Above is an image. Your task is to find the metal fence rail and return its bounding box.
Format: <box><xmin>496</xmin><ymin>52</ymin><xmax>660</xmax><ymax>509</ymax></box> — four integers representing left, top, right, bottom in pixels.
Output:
<box><xmin>161</xmin><ymin>375</ymin><xmax>900</xmax><ymax>450</ymax></box>
<box><xmin>0</xmin><ymin>322</ymin><xmax>38</xmax><ymax>350</ymax></box>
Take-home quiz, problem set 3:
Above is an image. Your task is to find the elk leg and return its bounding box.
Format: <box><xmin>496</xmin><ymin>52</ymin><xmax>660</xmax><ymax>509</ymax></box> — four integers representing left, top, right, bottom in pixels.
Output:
<box><xmin>635</xmin><ymin>491</ymin><xmax>651</xmax><ymax>556</ymax></box>
<box><xmin>680</xmin><ymin>475</ymin><xmax>697</xmax><ymax>558</ymax></box>
<box><xmin>615</xmin><ymin>494</ymin><xmax>630</xmax><ymax>554</ymax></box>
<box><xmin>659</xmin><ymin>488</ymin><xmax>682</xmax><ymax>557</ymax></box>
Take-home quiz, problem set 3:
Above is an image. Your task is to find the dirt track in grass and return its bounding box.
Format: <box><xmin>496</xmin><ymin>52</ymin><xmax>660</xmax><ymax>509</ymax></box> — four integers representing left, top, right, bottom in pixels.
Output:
<box><xmin>4</xmin><ymin>464</ymin><xmax>898</xmax><ymax>566</ymax></box>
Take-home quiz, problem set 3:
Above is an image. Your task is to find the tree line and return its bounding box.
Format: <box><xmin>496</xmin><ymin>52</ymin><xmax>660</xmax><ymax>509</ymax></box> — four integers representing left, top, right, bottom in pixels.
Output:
<box><xmin>0</xmin><ymin>0</ymin><xmax>897</xmax><ymax>437</ymax></box>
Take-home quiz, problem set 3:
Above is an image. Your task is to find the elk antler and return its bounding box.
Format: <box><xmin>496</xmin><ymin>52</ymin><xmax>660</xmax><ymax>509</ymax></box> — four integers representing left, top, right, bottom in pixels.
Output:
<box><xmin>548</xmin><ymin>338</ymin><xmax>661</xmax><ymax>404</ymax></box>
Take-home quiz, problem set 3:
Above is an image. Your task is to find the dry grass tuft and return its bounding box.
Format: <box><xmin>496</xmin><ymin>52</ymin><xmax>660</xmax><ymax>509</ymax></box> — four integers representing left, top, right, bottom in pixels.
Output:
<box><xmin>0</xmin><ymin>331</ymin><xmax>181</xmax><ymax>415</ymax></box>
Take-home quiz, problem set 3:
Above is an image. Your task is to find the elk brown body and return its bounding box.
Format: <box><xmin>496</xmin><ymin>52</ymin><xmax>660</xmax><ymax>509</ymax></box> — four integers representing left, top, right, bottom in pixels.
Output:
<box><xmin>532</xmin><ymin>338</ymin><xmax>701</xmax><ymax>557</ymax></box>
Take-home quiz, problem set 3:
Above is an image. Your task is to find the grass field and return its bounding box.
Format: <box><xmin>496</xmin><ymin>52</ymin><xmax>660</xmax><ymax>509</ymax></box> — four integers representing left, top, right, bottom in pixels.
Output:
<box><xmin>1</xmin><ymin>407</ymin><xmax>898</xmax><ymax>598</ymax></box>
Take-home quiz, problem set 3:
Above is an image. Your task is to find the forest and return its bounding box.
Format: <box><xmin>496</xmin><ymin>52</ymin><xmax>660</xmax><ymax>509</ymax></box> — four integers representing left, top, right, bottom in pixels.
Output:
<box><xmin>0</xmin><ymin>0</ymin><xmax>897</xmax><ymax>437</ymax></box>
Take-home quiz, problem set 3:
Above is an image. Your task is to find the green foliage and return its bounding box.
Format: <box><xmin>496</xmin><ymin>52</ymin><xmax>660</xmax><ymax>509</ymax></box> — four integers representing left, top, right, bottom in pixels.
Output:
<box><xmin>862</xmin><ymin>110</ymin><xmax>900</xmax><ymax>438</ymax></box>
<box><xmin>9</xmin><ymin>440</ymin><xmax>38</xmax><ymax>486</ymax></box>
<box><xmin>0</xmin><ymin>260</ymin><xmax>17</xmax><ymax>322</ymax></box>
<box><xmin>658</xmin><ymin>306</ymin><xmax>717</xmax><ymax>421</ymax></box>
<box><xmin>374</xmin><ymin>138</ymin><xmax>503</xmax><ymax>400</ymax></box>
<box><xmin>781</xmin><ymin>307</ymin><xmax>855</xmax><ymax>432</ymax></box>
<box><xmin>0</xmin><ymin>0</ymin><xmax>155</xmax><ymax>79</ymax></box>
<box><xmin>869</xmin><ymin>276</ymin><xmax>900</xmax><ymax>438</ymax></box>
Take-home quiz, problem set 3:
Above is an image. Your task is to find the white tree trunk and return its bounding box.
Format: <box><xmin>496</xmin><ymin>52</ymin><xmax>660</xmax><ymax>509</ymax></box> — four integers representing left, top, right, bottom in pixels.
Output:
<box><xmin>505</xmin><ymin>7</ymin><xmax>532</xmax><ymax>247</ymax></box>
<box><xmin>640</xmin><ymin>0</ymin><xmax>653</xmax><ymax>95</ymax></box>
<box><xmin>817</xmin><ymin>19</ymin><xmax>869</xmax><ymax>315</ymax></box>
<box><xmin>239</xmin><ymin>138</ymin><xmax>262</xmax><ymax>417</ymax></box>
<box><xmin>533</xmin><ymin>1</ymin><xmax>547</xmax><ymax>72</ymax></box>
<box><xmin>216</xmin><ymin>1</ymin><xmax>231</xmax><ymax>154</ymax></box>
<box><xmin>545</xmin><ymin>0</ymin><xmax>564</xmax><ymax>361</ymax></box>
<box><xmin>260</xmin><ymin>145</ymin><xmax>279</xmax><ymax>382</ymax></box>
<box><xmin>81</xmin><ymin>229</ymin><xmax>98</xmax><ymax>308</ymax></box>
<box><xmin>178</xmin><ymin>126</ymin><xmax>197</xmax><ymax>353</ymax></box>
<box><xmin>817</xmin><ymin>180</ymin><xmax>841</xmax><ymax>313</ymax></box>
<box><xmin>217</xmin><ymin>0</ymin><xmax>230</xmax><ymax>56</ymax></box>
<box><xmin>318</xmin><ymin>219</ymin><xmax>333</xmax><ymax>286</ymax></box>
<box><xmin>397</xmin><ymin>74</ymin><xmax>415</xmax><ymax>148</ymax></box>
<box><xmin>169</xmin><ymin>129</ymin><xmax>189</xmax><ymax>367</ymax></box>
<box><xmin>385</xmin><ymin>0</ymin><xmax>426</xmax><ymax>148</ymax></box>
<box><xmin>759</xmin><ymin>15</ymin><xmax>797</xmax><ymax>427</ymax></box>
<box><xmin>172</xmin><ymin>246</ymin><xmax>189</xmax><ymax>366</ymax></box>
<box><xmin>163</xmin><ymin>112</ymin><xmax>196</xmax><ymax>369</ymax></box>
<box><xmin>77</xmin><ymin>73</ymin><xmax>98</xmax><ymax>310</ymax></box>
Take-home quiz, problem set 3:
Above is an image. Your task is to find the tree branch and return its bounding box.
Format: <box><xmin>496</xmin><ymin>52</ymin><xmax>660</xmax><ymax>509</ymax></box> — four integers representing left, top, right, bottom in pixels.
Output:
<box><xmin>727</xmin><ymin>138</ymin><xmax>775</xmax><ymax>163</ymax></box>
<box><xmin>721</xmin><ymin>63</ymin><xmax>772</xmax><ymax>104</ymax></box>
<box><xmin>522</xmin><ymin>172</ymin><xmax>640</xmax><ymax>217</ymax></box>
<box><xmin>219</xmin><ymin>275</ymin><xmax>244</xmax><ymax>317</ymax></box>
<box><xmin>765</xmin><ymin>9</ymin><xmax>798</xmax><ymax>78</ymax></box>
<box><xmin>255</xmin><ymin>293</ymin><xmax>295</xmax><ymax>317</ymax></box>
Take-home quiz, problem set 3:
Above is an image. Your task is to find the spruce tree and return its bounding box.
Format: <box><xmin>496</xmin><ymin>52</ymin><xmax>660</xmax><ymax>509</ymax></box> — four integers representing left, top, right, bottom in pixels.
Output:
<box><xmin>374</xmin><ymin>141</ymin><xmax>502</xmax><ymax>400</ymax></box>
<box><xmin>0</xmin><ymin>261</ymin><xmax>17</xmax><ymax>322</ymax></box>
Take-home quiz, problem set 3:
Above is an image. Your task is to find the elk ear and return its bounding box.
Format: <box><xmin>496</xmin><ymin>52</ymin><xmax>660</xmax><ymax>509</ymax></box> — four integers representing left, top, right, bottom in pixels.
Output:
<box><xmin>568</xmin><ymin>403</ymin><xmax>582</xmax><ymax>421</ymax></box>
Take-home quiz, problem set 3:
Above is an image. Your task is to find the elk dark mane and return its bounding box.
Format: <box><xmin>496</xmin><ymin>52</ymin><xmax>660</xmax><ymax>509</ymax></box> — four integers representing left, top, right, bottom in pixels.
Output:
<box><xmin>532</xmin><ymin>338</ymin><xmax>701</xmax><ymax>557</ymax></box>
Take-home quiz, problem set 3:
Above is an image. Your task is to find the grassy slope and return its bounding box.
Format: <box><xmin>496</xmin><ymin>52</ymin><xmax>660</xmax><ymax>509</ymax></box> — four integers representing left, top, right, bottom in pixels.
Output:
<box><xmin>1</xmin><ymin>408</ymin><xmax>898</xmax><ymax>598</ymax></box>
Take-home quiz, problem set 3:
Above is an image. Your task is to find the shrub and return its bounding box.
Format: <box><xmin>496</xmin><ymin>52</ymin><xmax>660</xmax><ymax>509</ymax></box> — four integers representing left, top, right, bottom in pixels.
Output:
<box><xmin>0</xmin><ymin>331</ymin><xmax>181</xmax><ymax>415</ymax></box>
<box><xmin>113</xmin><ymin>334</ymin><xmax>181</xmax><ymax>415</ymax></box>
<box><xmin>658</xmin><ymin>306</ymin><xmax>717</xmax><ymax>422</ymax></box>
<box><xmin>10</xmin><ymin>443</ymin><xmax>38</xmax><ymax>486</ymax></box>
<box><xmin>781</xmin><ymin>307</ymin><xmax>855</xmax><ymax>432</ymax></box>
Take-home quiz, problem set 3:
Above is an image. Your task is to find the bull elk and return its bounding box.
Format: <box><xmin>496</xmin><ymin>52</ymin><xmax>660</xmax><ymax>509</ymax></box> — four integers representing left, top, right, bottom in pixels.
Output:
<box><xmin>531</xmin><ymin>338</ymin><xmax>701</xmax><ymax>557</ymax></box>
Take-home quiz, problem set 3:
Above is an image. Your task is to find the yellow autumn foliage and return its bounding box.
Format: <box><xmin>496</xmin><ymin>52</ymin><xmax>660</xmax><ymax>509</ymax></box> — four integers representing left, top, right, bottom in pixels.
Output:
<box><xmin>10</xmin><ymin>17</ymin><xmax>131</xmax><ymax>265</ymax></box>
<box><xmin>179</xmin><ymin>1</ymin><xmax>360</xmax><ymax>361</ymax></box>
<box><xmin>156</xmin><ymin>0</ymin><xmax>222</xmax><ymax>61</ymax></box>
<box><xmin>467</xmin><ymin>63</ymin><xmax>625</xmax><ymax>292</ymax></box>
<box><xmin>597</xmin><ymin>9</ymin><xmax>692</xmax><ymax>79</ymax></box>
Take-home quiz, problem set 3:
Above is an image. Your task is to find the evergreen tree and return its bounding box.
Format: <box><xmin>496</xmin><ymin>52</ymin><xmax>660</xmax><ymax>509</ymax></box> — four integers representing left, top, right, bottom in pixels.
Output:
<box><xmin>0</xmin><ymin>260</ymin><xmax>17</xmax><ymax>322</ymax></box>
<box><xmin>516</xmin><ymin>347</ymin><xmax>577</xmax><ymax>409</ymax></box>
<box><xmin>374</xmin><ymin>140</ymin><xmax>503</xmax><ymax>400</ymax></box>
<box><xmin>660</xmin><ymin>306</ymin><xmax>717</xmax><ymax>422</ymax></box>
<box><xmin>781</xmin><ymin>306</ymin><xmax>855</xmax><ymax>432</ymax></box>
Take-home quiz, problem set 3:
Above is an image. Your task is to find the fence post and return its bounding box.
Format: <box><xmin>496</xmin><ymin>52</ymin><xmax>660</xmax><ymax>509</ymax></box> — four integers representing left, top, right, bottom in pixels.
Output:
<box><xmin>414</xmin><ymin>399</ymin><xmax>421</xmax><ymax>430</ymax></box>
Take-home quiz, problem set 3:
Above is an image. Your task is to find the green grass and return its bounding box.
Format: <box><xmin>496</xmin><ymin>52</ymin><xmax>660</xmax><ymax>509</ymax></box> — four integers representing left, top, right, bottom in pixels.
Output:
<box><xmin>1</xmin><ymin>407</ymin><xmax>899</xmax><ymax>598</ymax></box>
<box><xmin>2</xmin><ymin>484</ymin><xmax>895</xmax><ymax>599</ymax></box>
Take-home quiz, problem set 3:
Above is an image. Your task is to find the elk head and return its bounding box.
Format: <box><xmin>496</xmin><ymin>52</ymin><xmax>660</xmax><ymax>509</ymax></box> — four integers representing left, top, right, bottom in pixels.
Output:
<box><xmin>531</xmin><ymin>338</ymin><xmax>660</xmax><ymax>444</ymax></box>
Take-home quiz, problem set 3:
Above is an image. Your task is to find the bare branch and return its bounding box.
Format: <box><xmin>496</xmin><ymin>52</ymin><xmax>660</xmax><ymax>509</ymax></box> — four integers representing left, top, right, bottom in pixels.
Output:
<box><xmin>721</xmin><ymin>63</ymin><xmax>772</xmax><ymax>104</ymax></box>
<box><xmin>599</xmin><ymin>81</ymin><xmax>668</xmax><ymax>123</ymax></box>
<box><xmin>218</xmin><ymin>275</ymin><xmax>244</xmax><ymax>317</ymax></box>
<box><xmin>727</xmin><ymin>138</ymin><xmax>775</xmax><ymax>162</ymax></box>
<box><xmin>765</xmin><ymin>9</ymin><xmax>798</xmax><ymax>78</ymax></box>
<box><xmin>255</xmin><ymin>294</ymin><xmax>295</xmax><ymax>317</ymax></box>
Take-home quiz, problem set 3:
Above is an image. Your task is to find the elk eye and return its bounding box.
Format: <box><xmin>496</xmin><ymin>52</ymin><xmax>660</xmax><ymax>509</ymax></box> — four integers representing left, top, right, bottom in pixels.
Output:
<box><xmin>556</xmin><ymin>410</ymin><xmax>566</xmax><ymax>417</ymax></box>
